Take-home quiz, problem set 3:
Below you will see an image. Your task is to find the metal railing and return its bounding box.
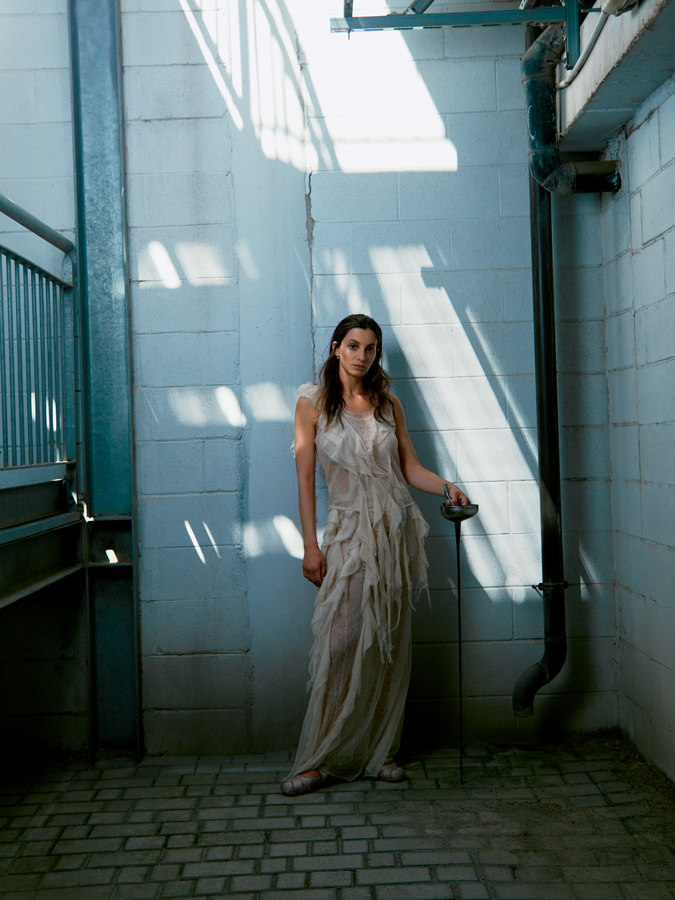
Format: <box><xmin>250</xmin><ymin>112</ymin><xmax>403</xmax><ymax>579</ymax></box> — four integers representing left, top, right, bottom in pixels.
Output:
<box><xmin>0</xmin><ymin>192</ymin><xmax>76</xmax><ymax>478</ymax></box>
<box><xmin>0</xmin><ymin>246</ymin><xmax>74</xmax><ymax>468</ymax></box>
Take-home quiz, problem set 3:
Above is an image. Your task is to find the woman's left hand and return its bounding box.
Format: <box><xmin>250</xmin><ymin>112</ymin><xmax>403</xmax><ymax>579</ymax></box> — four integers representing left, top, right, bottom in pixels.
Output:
<box><xmin>445</xmin><ymin>483</ymin><xmax>470</xmax><ymax>506</ymax></box>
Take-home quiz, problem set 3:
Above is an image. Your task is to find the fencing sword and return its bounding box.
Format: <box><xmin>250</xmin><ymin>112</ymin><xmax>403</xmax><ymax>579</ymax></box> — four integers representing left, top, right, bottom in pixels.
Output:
<box><xmin>441</xmin><ymin>483</ymin><xmax>479</xmax><ymax>785</ymax></box>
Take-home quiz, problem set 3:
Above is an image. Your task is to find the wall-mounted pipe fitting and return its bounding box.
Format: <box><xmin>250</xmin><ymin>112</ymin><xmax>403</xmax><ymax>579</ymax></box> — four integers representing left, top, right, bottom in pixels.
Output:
<box><xmin>522</xmin><ymin>25</ymin><xmax>620</xmax><ymax>194</ymax></box>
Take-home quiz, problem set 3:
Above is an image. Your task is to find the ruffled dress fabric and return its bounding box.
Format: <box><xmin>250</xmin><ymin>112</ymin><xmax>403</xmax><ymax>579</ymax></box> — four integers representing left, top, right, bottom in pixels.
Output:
<box><xmin>290</xmin><ymin>383</ymin><xmax>429</xmax><ymax>782</ymax></box>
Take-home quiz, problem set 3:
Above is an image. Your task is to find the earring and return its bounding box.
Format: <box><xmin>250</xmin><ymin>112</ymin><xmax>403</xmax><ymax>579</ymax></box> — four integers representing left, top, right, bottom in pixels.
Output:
<box><xmin>336</xmin><ymin>354</ymin><xmax>340</xmax><ymax>359</ymax></box>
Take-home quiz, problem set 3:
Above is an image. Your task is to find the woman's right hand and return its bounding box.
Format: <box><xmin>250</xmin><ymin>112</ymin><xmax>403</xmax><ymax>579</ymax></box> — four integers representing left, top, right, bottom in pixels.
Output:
<box><xmin>303</xmin><ymin>546</ymin><xmax>327</xmax><ymax>587</ymax></box>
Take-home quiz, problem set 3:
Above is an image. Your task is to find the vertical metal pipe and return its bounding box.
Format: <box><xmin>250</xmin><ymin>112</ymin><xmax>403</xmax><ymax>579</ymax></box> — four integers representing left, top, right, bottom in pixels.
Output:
<box><xmin>15</xmin><ymin>260</ymin><xmax>25</xmax><ymax>465</ymax></box>
<box><xmin>565</xmin><ymin>0</ymin><xmax>580</xmax><ymax>67</ymax></box>
<box><xmin>38</xmin><ymin>273</ymin><xmax>47</xmax><ymax>464</ymax></box>
<box><xmin>57</xmin><ymin>284</ymin><xmax>67</xmax><ymax>460</ymax></box>
<box><xmin>0</xmin><ymin>253</ymin><xmax>8</xmax><ymax>467</ymax></box>
<box><xmin>63</xmin><ymin>264</ymin><xmax>77</xmax><ymax>463</ymax></box>
<box><xmin>46</xmin><ymin>279</ymin><xmax>55</xmax><ymax>462</ymax></box>
<box><xmin>24</xmin><ymin>263</ymin><xmax>34</xmax><ymax>464</ymax></box>
<box><xmin>7</xmin><ymin>256</ymin><xmax>16</xmax><ymax>466</ymax></box>
<box><xmin>30</xmin><ymin>269</ymin><xmax>40</xmax><ymax>463</ymax></box>
<box><xmin>455</xmin><ymin>520</ymin><xmax>464</xmax><ymax>785</ymax></box>
<box><xmin>512</xmin><ymin>169</ymin><xmax>568</xmax><ymax>717</ymax></box>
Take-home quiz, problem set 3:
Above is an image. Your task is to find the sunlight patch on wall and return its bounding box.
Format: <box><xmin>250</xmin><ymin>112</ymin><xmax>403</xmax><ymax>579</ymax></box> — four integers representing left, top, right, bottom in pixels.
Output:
<box><xmin>244</xmin><ymin>517</ymin><xmax>305</xmax><ymax>559</ymax></box>
<box><xmin>247</xmin><ymin>0</ymin><xmax>308</xmax><ymax>170</ymax></box>
<box><xmin>319</xmin><ymin>116</ymin><xmax>458</xmax><ymax>174</ymax></box>
<box><xmin>215</xmin><ymin>386</ymin><xmax>247</xmax><ymax>426</ymax></box>
<box><xmin>185</xmin><ymin>519</ymin><xmax>207</xmax><ymax>564</ymax></box>
<box><xmin>167</xmin><ymin>387</ymin><xmax>246</xmax><ymax>427</ymax></box>
<box><xmin>273</xmin><ymin>515</ymin><xmax>304</xmax><ymax>559</ymax></box>
<box><xmin>175</xmin><ymin>241</ymin><xmax>230</xmax><ymax>285</ymax></box>
<box><xmin>179</xmin><ymin>0</ymin><xmax>244</xmax><ymax>130</ymax></box>
<box><xmin>147</xmin><ymin>241</ymin><xmax>182</xmax><ymax>289</ymax></box>
<box><xmin>236</xmin><ymin>240</ymin><xmax>260</xmax><ymax>280</ymax></box>
<box><xmin>369</xmin><ymin>246</ymin><xmax>437</xmax><ymax>276</ymax></box>
<box><xmin>245</xmin><ymin>382</ymin><xmax>293</xmax><ymax>421</ymax></box>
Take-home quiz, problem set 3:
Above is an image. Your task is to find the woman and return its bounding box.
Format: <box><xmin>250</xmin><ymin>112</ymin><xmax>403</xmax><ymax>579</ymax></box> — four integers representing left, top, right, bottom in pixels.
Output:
<box><xmin>282</xmin><ymin>314</ymin><xmax>469</xmax><ymax>796</ymax></box>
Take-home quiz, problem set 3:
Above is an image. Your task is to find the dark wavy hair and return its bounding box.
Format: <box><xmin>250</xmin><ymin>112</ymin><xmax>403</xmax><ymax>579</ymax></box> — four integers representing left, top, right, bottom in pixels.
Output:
<box><xmin>317</xmin><ymin>314</ymin><xmax>394</xmax><ymax>428</ymax></box>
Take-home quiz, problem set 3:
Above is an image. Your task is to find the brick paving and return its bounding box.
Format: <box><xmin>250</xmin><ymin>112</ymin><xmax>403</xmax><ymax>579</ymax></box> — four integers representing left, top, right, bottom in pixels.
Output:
<box><xmin>1</xmin><ymin>737</ymin><xmax>675</xmax><ymax>899</ymax></box>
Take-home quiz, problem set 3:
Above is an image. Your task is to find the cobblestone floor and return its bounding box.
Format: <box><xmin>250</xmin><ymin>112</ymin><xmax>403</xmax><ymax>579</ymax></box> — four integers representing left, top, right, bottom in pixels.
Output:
<box><xmin>1</xmin><ymin>736</ymin><xmax>675</xmax><ymax>900</ymax></box>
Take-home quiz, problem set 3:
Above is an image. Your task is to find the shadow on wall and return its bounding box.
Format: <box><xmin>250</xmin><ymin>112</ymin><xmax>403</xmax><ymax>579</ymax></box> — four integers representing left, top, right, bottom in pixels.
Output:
<box><xmin>131</xmin><ymin>0</ymin><xmax>610</xmax><ymax>754</ymax></box>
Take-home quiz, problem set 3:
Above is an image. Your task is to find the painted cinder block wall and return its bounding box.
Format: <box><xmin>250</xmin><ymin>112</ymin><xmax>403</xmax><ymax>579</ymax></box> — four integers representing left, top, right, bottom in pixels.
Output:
<box><xmin>602</xmin><ymin>75</ymin><xmax>675</xmax><ymax>782</ymax></box>
<box><xmin>0</xmin><ymin>0</ymin><xmax>667</xmax><ymax>763</ymax></box>
<box><xmin>122</xmin><ymin>0</ymin><xmax>617</xmax><ymax>755</ymax></box>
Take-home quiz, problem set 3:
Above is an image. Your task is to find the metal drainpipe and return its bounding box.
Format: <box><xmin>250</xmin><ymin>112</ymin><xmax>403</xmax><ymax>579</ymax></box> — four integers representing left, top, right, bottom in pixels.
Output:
<box><xmin>512</xmin><ymin>26</ymin><xmax>568</xmax><ymax>717</ymax></box>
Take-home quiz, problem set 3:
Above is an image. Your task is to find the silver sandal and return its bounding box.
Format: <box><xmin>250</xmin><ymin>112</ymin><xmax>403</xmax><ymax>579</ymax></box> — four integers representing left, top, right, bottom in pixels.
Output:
<box><xmin>378</xmin><ymin>761</ymin><xmax>407</xmax><ymax>783</ymax></box>
<box><xmin>280</xmin><ymin>769</ymin><xmax>328</xmax><ymax>796</ymax></box>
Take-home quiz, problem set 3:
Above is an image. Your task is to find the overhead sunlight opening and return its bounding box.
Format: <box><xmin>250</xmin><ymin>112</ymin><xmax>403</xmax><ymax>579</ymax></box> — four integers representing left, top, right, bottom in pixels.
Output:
<box><xmin>180</xmin><ymin>0</ymin><xmax>458</xmax><ymax>173</ymax></box>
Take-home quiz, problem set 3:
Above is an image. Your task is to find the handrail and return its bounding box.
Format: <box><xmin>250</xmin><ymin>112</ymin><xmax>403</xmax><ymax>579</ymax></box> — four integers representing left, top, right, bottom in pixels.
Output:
<box><xmin>0</xmin><ymin>191</ymin><xmax>74</xmax><ymax>255</ymax></box>
<box><xmin>0</xmin><ymin>242</ymin><xmax>72</xmax><ymax>288</ymax></box>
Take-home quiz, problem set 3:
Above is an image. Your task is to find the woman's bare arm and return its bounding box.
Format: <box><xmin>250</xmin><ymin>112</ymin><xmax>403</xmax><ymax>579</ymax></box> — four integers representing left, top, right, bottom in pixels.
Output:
<box><xmin>294</xmin><ymin>397</ymin><xmax>327</xmax><ymax>586</ymax></box>
<box><xmin>392</xmin><ymin>395</ymin><xmax>470</xmax><ymax>505</ymax></box>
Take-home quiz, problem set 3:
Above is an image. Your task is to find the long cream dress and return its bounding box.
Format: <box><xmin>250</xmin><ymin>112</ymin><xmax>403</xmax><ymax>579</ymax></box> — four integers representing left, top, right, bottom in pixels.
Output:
<box><xmin>290</xmin><ymin>383</ymin><xmax>429</xmax><ymax>782</ymax></box>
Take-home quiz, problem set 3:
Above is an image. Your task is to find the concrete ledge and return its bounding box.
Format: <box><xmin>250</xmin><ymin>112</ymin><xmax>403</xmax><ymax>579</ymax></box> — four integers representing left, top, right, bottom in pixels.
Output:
<box><xmin>559</xmin><ymin>0</ymin><xmax>675</xmax><ymax>150</ymax></box>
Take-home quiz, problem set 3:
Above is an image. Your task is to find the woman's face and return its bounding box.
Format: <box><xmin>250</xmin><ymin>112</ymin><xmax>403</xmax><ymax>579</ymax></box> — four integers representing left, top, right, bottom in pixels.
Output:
<box><xmin>333</xmin><ymin>328</ymin><xmax>378</xmax><ymax>378</ymax></box>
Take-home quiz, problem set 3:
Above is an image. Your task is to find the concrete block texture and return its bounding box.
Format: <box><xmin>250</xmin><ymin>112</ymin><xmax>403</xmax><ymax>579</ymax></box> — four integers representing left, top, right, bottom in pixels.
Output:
<box><xmin>126</xmin><ymin>119</ymin><xmax>231</xmax><ymax>175</ymax></box>
<box><xmin>640</xmin><ymin>423</ymin><xmax>675</xmax><ymax>484</ymax></box>
<box><xmin>127</xmin><ymin>174</ymin><xmax>234</xmax><ymax>228</ymax></box>
<box><xmin>136</xmin><ymin>332</ymin><xmax>239</xmax><ymax>388</ymax></box>
<box><xmin>137</xmin><ymin>439</ymin><xmax>240</xmax><ymax>496</ymax></box>
<box><xmin>452</xmin><ymin>217</ymin><xmax>531</xmax><ymax>271</ymax></box>
<box><xmin>640</xmin><ymin>162</ymin><xmax>675</xmax><ymax>243</ymax></box>
<box><xmin>130</xmin><ymin>224</ymin><xmax>235</xmax><ymax>285</ymax></box>
<box><xmin>133</xmin><ymin>282</ymin><xmax>238</xmax><ymax>335</ymax></box>
<box><xmin>641</xmin><ymin>481</ymin><xmax>675</xmax><ymax>547</ymax></box>
<box><xmin>614</xmin><ymin>532</ymin><xmax>675</xmax><ymax>611</ymax></box>
<box><xmin>0</xmin><ymin>123</ymin><xmax>73</xmax><ymax>180</ymax></box>
<box><xmin>0</xmin><ymin>71</ymin><xmax>37</xmax><ymax>124</ymax></box>
<box><xmin>124</xmin><ymin>64</ymin><xmax>228</xmax><ymax>121</ymax></box>
<box><xmin>111</xmin><ymin>0</ymin><xmax>675</xmax><ymax>761</ymax></box>
<box><xmin>659</xmin><ymin>87</ymin><xmax>675</xmax><ymax>167</ymax></box>
<box><xmin>140</xmin><ymin>545</ymin><xmax>246</xmax><ymax>601</ymax></box>
<box><xmin>608</xmin><ymin>368</ymin><xmax>637</xmax><ymax>425</ymax></box>
<box><xmin>637</xmin><ymin>358</ymin><xmax>675</xmax><ymax>423</ymax></box>
<box><xmin>556</xmin><ymin>264</ymin><xmax>606</xmax><ymax>322</ymax></box>
<box><xmin>604</xmin><ymin>252</ymin><xmax>633</xmax><ymax>316</ymax></box>
<box><xmin>606</xmin><ymin>311</ymin><xmax>636</xmax><ymax>372</ymax></box>
<box><xmin>560</xmin><ymin>426</ymin><xmax>610</xmax><ymax>480</ymax></box>
<box><xmin>631</xmin><ymin>239</ymin><xmax>665</xmax><ymax>309</ymax></box>
<box><xmin>142</xmin><ymin>652</ymin><xmax>248</xmax><ymax>710</ymax></box>
<box><xmin>635</xmin><ymin>295</ymin><xmax>675</xmax><ymax>366</ymax></box>
<box><xmin>0</xmin><ymin>12</ymin><xmax>70</xmax><ymax>69</ymax></box>
<box><xmin>310</xmin><ymin>172</ymin><xmax>398</xmax><ymax>224</ymax></box>
<box><xmin>628</xmin><ymin>112</ymin><xmax>661</xmax><ymax>190</ymax></box>
<box><xmin>398</xmin><ymin>169</ymin><xmax>500</xmax><ymax>221</ymax></box>
<box><xmin>141</xmin><ymin>597</ymin><xmax>250</xmax><ymax>655</ymax></box>
<box><xmin>144</xmin><ymin>709</ymin><xmax>248</xmax><ymax>755</ymax></box>
<box><xmin>557</xmin><ymin>320</ymin><xmax>606</xmax><ymax>374</ymax></box>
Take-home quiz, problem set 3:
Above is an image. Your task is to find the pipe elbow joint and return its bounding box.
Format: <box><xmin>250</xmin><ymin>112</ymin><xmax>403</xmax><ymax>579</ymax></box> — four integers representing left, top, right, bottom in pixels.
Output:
<box><xmin>522</xmin><ymin>25</ymin><xmax>620</xmax><ymax>196</ymax></box>
<box><xmin>512</xmin><ymin>662</ymin><xmax>548</xmax><ymax>717</ymax></box>
<box><xmin>512</xmin><ymin>641</ymin><xmax>568</xmax><ymax>717</ymax></box>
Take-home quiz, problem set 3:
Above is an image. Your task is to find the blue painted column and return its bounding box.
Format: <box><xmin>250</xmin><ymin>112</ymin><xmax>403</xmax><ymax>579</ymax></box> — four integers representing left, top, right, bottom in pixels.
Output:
<box><xmin>69</xmin><ymin>0</ymin><xmax>140</xmax><ymax>753</ymax></box>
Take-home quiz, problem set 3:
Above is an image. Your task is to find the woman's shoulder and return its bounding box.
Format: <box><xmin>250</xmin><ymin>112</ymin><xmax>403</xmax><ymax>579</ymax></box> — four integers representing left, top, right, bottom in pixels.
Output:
<box><xmin>297</xmin><ymin>382</ymin><xmax>321</xmax><ymax>408</ymax></box>
<box><xmin>388</xmin><ymin>392</ymin><xmax>404</xmax><ymax>421</ymax></box>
